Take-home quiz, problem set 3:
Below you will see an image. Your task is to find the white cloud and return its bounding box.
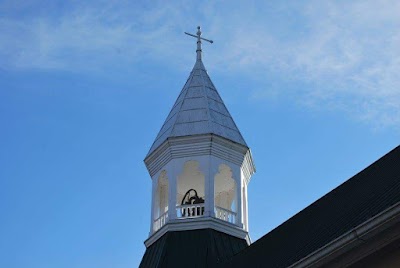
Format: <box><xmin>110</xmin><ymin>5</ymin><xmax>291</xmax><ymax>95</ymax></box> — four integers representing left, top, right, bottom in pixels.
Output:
<box><xmin>209</xmin><ymin>0</ymin><xmax>400</xmax><ymax>129</ymax></box>
<box><xmin>1</xmin><ymin>1</ymin><xmax>399</xmax><ymax>128</ymax></box>
<box><xmin>0</xmin><ymin>1</ymin><xmax>188</xmax><ymax>71</ymax></box>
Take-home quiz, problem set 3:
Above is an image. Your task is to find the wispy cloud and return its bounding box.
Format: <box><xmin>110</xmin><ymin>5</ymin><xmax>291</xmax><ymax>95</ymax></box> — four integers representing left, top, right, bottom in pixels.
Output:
<box><xmin>0</xmin><ymin>1</ymin><xmax>188</xmax><ymax>71</ymax></box>
<box><xmin>208</xmin><ymin>1</ymin><xmax>400</xmax><ymax>129</ymax></box>
<box><xmin>1</xmin><ymin>1</ymin><xmax>399</xmax><ymax>128</ymax></box>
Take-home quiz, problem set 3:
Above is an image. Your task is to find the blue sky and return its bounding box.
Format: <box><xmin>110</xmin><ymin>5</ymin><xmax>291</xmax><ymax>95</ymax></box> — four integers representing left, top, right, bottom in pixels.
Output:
<box><xmin>0</xmin><ymin>1</ymin><xmax>399</xmax><ymax>267</ymax></box>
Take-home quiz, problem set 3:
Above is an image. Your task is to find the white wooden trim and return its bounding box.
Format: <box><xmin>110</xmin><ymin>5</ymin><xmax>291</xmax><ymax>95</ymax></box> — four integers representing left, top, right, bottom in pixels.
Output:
<box><xmin>144</xmin><ymin>134</ymin><xmax>255</xmax><ymax>178</ymax></box>
<box><xmin>215</xmin><ymin>206</ymin><xmax>236</xmax><ymax>224</ymax></box>
<box><xmin>176</xmin><ymin>204</ymin><xmax>205</xmax><ymax>218</ymax></box>
<box><xmin>144</xmin><ymin>216</ymin><xmax>250</xmax><ymax>247</ymax></box>
<box><xmin>167</xmin><ymin>163</ymin><xmax>178</xmax><ymax>220</ymax></box>
<box><xmin>153</xmin><ymin>211</ymin><xmax>169</xmax><ymax>232</ymax></box>
<box><xmin>149</xmin><ymin>176</ymin><xmax>157</xmax><ymax>236</ymax></box>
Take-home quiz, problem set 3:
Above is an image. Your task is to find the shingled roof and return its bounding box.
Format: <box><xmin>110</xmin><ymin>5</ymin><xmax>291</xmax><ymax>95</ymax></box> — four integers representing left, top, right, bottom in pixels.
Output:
<box><xmin>221</xmin><ymin>145</ymin><xmax>400</xmax><ymax>267</ymax></box>
<box><xmin>139</xmin><ymin>229</ymin><xmax>248</xmax><ymax>268</ymax></box>
<box><xmin>146</xmin><ymin>59</ymin><xmax>247</xmax><ymax>157</ymax></box>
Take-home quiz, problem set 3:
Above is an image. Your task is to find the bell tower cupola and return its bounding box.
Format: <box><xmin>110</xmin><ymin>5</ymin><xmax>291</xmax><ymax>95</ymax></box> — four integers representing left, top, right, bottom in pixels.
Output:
<box><xmin>142</xmin><ymin>26</ymin><xmax>255</xmax><ymax>249</ymax></box>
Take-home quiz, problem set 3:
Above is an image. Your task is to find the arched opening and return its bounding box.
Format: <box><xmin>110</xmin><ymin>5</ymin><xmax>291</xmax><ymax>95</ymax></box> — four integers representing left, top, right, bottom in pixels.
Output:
<box><xmin>176</xmin><ymin>160</ymin><xmax>205</xmax><ymax>218</ymax></box>
<box><xmin>153</xmin><ymin>170</ymin><xmax>168</xmax><ymax>232</ymax></box>
<box><xmin>214</xmin><ymin>164</ymin><xmax>237</xmax><ymax>224</ymax></box>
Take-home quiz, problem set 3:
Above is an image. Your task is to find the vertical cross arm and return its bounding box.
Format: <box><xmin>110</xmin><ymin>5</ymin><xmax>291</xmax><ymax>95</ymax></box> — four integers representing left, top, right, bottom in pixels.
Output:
<box><xmin>184</xmin><ymin>26</ymin><xmax>213</xmax><ymax>61</ymax></box>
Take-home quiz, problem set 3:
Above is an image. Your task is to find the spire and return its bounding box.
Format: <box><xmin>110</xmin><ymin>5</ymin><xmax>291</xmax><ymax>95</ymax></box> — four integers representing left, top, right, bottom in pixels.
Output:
<box><xmin>146</xmin><ymin>26</ymin><xmax>247</xmax><ymax>157</ymax></box>
<box><xmin>185</xmin><ymin>26</ymin><xmax>213</xmax><ymax>61</ymax></box>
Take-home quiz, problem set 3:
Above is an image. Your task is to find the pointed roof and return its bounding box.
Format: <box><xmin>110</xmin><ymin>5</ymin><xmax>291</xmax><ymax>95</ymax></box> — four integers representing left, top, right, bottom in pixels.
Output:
<box><xmin>147</xmin><ymin>55</ymin><xmax>247</xmax><ymax>157</ymax></box>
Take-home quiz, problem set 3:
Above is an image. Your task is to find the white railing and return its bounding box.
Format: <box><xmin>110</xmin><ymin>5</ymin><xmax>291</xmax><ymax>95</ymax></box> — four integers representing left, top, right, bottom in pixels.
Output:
<box><xmin>153</xmin><ymin>211</ymin><xmax>168</xmax><ymax>232</ymax></box>
<box><xmin>215</xmin><ymin>206</ymin><xmax>236</xmax><ymax>224</ymax></box>
<box><xmin>176</xmin><ymin>203</ymin><xmax>205</xmax><ymax>218</ymax></box>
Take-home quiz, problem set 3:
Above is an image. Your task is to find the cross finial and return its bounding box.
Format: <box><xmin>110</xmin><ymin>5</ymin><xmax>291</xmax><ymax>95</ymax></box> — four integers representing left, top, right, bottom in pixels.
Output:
<box><xmin>185</xmin><ymin>26</ymin><xmax>213</xmax><ymax>61</ymax></box>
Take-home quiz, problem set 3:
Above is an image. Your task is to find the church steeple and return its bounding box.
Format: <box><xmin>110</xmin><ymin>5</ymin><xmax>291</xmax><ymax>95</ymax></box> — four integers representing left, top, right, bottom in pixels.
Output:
<box><xmin>141</xmin><ymin>27</ymin><xmax>255</xmax><ymax>267</ymax></box>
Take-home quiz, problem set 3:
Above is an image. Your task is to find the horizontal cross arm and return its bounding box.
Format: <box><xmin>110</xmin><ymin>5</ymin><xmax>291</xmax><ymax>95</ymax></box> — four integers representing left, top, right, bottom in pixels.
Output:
<box><xmin>200</xmin><ymin>37</ymin><xmax>213</xmax><ymax>44</ymax></box>
<box><xmin>184</xmin><ymin>32</ymin><xmax>197</xmax><ymax>38</ymax></box>
<box><xmin>184</xmin><ymin>32</ymin><xmax>213</xmax><ymax>44</ymax></box>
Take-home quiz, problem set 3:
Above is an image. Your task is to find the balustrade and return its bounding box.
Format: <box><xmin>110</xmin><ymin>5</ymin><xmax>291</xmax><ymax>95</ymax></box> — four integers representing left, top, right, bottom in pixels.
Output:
<box><xmin>176</xmin><ymin>203</ymin><xmax>205</xmax><ymax>218</ymax></box>
<box><xmin>153</xmin><ymin>211</ymin><xmax>168</xmax><ymax>232</ymax></box>
<box><xmin>153</xmin><ymin>205</ymin><xmax>236</xmax><ymax>233</ymax></box>
<box><xmin>214</xmin><ymin>206</ymin><xmax>236</xmax><ymax>224</ymax></box>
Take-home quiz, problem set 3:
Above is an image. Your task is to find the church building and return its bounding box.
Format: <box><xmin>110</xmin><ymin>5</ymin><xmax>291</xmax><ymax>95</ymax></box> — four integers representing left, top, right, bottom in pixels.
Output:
<box><xmin>140</xmin><ymin>27</ymin><xmax>400</xmax><ymax>268</ymax></box>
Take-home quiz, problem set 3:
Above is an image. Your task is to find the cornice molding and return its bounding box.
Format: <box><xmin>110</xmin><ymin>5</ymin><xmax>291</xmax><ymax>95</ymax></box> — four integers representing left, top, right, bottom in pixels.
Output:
<box><xmin>242</xmin><ymin>150</ymin><xmax>256</xmax><ymax>185</ymax></box>
<box><xmin>144</xmin><ymin>134</ymin><xmax>255</xmax><ymax>178</ymax></box>
<box><xmin>144</xmin><ymin>217</ymin><xmax>250</xmax><ymax>248</ymax></box>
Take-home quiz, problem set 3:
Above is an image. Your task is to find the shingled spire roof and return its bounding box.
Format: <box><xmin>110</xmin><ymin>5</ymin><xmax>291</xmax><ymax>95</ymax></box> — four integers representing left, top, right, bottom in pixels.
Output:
<box><xmin>147</xmin><ymin>27</ymin><xmax>247</xmax><ymax>156</ymax></box>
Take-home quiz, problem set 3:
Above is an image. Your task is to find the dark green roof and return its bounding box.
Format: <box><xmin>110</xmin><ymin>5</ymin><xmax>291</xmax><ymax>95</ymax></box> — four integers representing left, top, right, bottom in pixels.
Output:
<box><xmin>139</xmin><ymin>229</ymin><xmax>248</xmax><ymax>268</ymax></box>
<box><xmin>221</xmin><ymin>145</ymin><xmax>400</xmax><ymax>267</ymax></box>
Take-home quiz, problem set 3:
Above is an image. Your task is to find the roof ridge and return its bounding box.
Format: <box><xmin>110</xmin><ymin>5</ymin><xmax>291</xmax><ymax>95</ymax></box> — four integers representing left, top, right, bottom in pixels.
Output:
<box><xmin>210</xmin><ymin>84</ymin><xmax>247</xmax><ymax>146</ymax></box>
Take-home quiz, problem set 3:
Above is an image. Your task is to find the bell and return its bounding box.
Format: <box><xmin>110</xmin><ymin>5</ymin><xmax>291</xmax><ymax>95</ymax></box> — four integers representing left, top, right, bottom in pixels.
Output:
<box><xmin>181</xmin><ymin>189</ymin><xmax>205</xmax><ymax>217</ymax></box>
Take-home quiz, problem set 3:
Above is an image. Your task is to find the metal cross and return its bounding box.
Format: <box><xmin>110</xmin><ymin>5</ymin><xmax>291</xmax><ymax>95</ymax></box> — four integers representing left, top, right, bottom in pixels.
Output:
<box><xmin>185</xmin><ymin>26</ymin><xmax>213</xmax><ymax>61</ymax></box>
